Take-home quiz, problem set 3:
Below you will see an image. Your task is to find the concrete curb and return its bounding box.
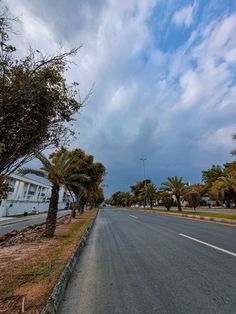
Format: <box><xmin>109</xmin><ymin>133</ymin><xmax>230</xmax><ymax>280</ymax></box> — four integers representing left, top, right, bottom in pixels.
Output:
<box><xmin>41</xmin><ymin>210</ymin><xmax>99</xmax><ymax>314</ymax></box>
<box><xmin>0</xmin><ymin>218</ymin><xmax>30</xmax><ymax>227</ymax></box>
<box><xmin>127</xmin><ymin>208</ymin><xmax>236</xmax><ymax>226</ymax></box>
<box><xmin>152</xmin><ymin>211</ymin><xmax>236</xmax><ymax>225</ymax></box>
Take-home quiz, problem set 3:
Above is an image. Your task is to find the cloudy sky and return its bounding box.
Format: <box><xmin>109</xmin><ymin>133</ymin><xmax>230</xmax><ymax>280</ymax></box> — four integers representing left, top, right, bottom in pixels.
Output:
<box><xmin>2</xmin><ymin>0</ymin><xmax>236</xmax><ymax>196</ymax></box>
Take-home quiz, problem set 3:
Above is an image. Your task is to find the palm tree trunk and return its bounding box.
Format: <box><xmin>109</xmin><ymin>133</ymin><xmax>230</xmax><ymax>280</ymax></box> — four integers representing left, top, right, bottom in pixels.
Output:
<box><xmin>71</xmin><ymin>204</ymin><xmax>76</xmax><ymax>218</ymax></box>
<box><xmin>176</xmin><ymin>196</ymin><xmax>182</xmax><ymax>212</ymax></box>
<box><xmin>44</xmin><ymin>183</ymin><xmax>59</xmax><ymax>237</ymax></box>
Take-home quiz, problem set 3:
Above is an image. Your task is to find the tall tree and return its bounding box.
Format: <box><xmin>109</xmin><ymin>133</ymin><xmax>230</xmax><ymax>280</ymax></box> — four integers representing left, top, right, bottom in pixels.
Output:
<box><xmin>56</xmin><ymin>148</ymin><xmax>106</xmax><ymax>213</ymax></box>
<box><xmin>0</xmin><ymin>8</ymin><xmax>86</xmax><ymax>181</ymax></box>
<box><xmin>131</xmin><ymin>179</ymin><xmax>151</xmax><ymax>208</ymax></box>
<box><xmin>161</xmin><ymin>177</ymin><xmax>187</xmax><ymax>211</ymax></box>
<box><xmin>214</xmin><ymin>176</ymin><xmax>236</xmax><ymax>208</ymax></box>
<box><xmin>141</xmin><ymin>183</ymin><xmax>157</xmax><ymax>209</ymax></box>
<box><xmin>202</xmin><ymin>165</ymin><xmax>223</xmax><ymax>188</ymax></box>
<box><xmin>18</xmin><ymin>151</ymin><xmax>85</xmax><ymax>237</ymax></box>
<box><xmin>208</xmin><ymin>180</ymin><xmax>224</xmax><ymax>206</ymax></box>
<box><xmin>203</xmin><ymin>162</ymin><xmax>236</xmax><ymax>208</ymax></box>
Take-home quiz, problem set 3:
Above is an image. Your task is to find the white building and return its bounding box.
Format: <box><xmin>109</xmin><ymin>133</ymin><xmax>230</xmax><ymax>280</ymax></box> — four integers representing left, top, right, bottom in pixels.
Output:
<box><xmin>0</xmin><ymin>173</ymin><xmax>69</xmax><ymax>217</ymax></box>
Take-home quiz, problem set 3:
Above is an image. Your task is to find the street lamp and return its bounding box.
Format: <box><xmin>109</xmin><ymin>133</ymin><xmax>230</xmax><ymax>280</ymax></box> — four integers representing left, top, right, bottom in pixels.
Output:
<box><xmin>140</xmin><ymin>158</ymin><xmax>147</xmax><ymax>180</ymax></box>
<box><xmin>140</xmin><ymin>158</ymin><xmax>147</xmax><ymax>208</ymax></box>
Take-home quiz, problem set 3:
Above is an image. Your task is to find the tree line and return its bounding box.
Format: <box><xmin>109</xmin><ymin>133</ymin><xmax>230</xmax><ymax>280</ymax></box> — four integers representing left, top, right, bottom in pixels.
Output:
<box><xmin>107</xmin><ymin>159</ymin><xmax>236</xmax><ymax>212</ymax></box>
<box><xmin>0</xmin><ymin>6</ymin><xmax>106</xmax><ymax>237</ymax></box>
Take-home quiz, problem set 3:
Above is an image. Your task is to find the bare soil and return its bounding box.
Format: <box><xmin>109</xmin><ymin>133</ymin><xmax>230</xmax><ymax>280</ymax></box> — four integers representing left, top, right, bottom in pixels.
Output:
<box><xmin>0</xmin><ymin>210</ymin><xmax>97</xmax><ymax>313</ymax></box>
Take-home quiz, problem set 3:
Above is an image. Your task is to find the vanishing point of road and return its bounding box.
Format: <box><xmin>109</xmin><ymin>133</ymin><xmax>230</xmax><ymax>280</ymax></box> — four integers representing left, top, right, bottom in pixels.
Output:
<box><xmin>59</xmin><ymin>207</ymin><xmax>236</xmax><ymax>314</ymax></box>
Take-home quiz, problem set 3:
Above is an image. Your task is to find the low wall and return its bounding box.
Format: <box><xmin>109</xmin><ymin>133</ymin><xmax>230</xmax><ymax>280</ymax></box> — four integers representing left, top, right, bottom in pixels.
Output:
<box><xmin>0</xmin><ymin>200</ymin><xmax>67</xmax><ymax>217</ymax></box>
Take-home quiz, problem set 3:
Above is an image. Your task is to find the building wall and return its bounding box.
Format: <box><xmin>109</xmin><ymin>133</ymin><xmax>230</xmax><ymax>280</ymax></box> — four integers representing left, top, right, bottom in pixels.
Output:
<box><xmin>0</xmin><ymin>174</ymin><xmax>69</xmax><ymax>217</ymax></box>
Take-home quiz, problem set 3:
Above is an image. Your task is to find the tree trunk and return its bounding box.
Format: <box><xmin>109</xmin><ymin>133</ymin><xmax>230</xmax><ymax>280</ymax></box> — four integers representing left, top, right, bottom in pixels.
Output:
<box><xmin>44</xmin><ymin>183</ymin><xmax>59</xmax><ymax>237</ymax></box>
<box><xmin>176</xmin><ymin>196</ymin><xmax>182</xmax><ymax>212</ymax></box>
<box><xmin>71</xmin><ymin>204</ymin><xmax>76</xmax><ymax>218</ymax></box>
<box><xmin>150</xmin><ymin>197</ymin><xmax>153</xmax><ymax>209</ymax></box>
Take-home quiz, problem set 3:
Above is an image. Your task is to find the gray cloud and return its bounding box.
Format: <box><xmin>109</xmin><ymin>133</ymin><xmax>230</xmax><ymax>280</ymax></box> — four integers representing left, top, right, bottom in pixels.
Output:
<box><xmin>3</xmin><ymin>0</ymin><xmax>236</xmax><ymax>196</ymax></box>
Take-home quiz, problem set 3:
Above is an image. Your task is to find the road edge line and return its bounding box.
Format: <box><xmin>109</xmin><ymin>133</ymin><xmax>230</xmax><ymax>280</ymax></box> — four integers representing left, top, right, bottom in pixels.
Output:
<box><xmin>41</xmin><ymin>209</ymin><xmax>99</xmax><ymax>314</ymax></box>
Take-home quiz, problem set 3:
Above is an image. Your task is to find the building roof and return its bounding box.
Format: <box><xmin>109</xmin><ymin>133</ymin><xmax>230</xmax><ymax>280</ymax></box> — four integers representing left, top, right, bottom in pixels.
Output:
<box><xmin>10</xmin><ymin>173</ymin><xmax>51</xmax><ymax>188</ymax></box>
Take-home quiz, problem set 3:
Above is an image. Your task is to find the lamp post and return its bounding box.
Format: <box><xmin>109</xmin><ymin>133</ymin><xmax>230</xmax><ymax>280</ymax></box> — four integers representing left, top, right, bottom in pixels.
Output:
<box><xmin>140</xmin><ymin>158</ymin><xmax>147</xmax><ymax>180</ymax></box>
<box><xmin>140</xmin><ymin>158</ymin><xmax>147</xmax><ymax>208</ymax></box>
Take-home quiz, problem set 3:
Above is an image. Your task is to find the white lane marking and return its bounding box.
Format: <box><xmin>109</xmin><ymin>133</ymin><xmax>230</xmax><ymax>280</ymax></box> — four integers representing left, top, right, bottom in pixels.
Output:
<box><xmin>179</xmin><ymin>233</ymin><xmax>236</xmax><ymax>257</ymax></box>
<box><xmin>129</xmin><ymin>214</ymin><xmax>138</xmax><ymax>219</ymax></box>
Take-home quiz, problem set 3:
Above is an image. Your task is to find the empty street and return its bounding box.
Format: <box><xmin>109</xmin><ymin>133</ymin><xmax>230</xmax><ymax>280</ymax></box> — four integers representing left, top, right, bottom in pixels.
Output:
<box><xmin>59</xmin><ymin>207</ymin><xmax>236</xmax><ymax>314</ymax></box>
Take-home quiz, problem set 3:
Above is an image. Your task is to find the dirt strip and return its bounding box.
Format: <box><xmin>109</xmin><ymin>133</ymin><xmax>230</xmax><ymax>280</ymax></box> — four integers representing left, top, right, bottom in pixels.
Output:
<box><xmin>0</xmin><ymin>210</ymin><xmax>97</xmax><ymax>314</ymax></box>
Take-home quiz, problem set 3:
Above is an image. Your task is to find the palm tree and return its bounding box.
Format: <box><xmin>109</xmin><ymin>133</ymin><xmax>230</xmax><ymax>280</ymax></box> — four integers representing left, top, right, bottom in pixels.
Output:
<box><xmin>208</xmin><ymin>180</ymin><xmax>224</xmax><ymax>206</ymax></box>
<box><xmin>161</xmin><ymin>176</ymin><xmax>187</xmax><ymax>211</ymax></box>
<box><xmin>141</xmin><ymin>183</ymin><xmax>157</xmax><ymax>209</ymax></box>
<box><xmin>18</xmin><ymin>152</ymin><xmax>83</xmax><ymax>237</ymax></box>
<box><xmin>66</xmin><ymin>179</ymin><xmax>89</xmax><ymax>217</ymax></box>
<box><xmin>214</xmin><ymin>175</ymin><xmax>236</xmax><ymax>208</ymax></box>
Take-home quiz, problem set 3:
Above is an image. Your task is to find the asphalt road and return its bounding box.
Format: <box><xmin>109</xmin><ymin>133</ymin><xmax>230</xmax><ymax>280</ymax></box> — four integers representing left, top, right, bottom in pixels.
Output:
<box><xmin>0</xmin><ymin>210</ymin><xmax>70</xmax><ymax>236</ymax></box>
<box><xmin>59</xmin><ymin>207</ymin><xmax>236</xmax><ymax>314</ymax></box>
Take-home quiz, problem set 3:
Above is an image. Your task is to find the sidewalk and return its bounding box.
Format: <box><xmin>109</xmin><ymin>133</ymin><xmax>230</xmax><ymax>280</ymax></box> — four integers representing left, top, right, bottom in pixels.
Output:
<box><xmin>0</xmin><ymin>217</ymin><xmax>15</xmax><ymax>223</ymax></box>
<box><xmin>0</xmin><ymin>216</ymin><xmax>29</xmax><ymax>226</ymax></box>
<box><xmin>0</xmin><ymin>209</ymin><xmax>70</xmax><ymax>227</ymax></box>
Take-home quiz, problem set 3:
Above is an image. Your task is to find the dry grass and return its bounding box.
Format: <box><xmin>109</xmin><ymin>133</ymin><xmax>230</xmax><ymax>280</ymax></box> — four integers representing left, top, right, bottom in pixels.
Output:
<box><xmin>0</xmin><ymin>209</ymin><xmax>97</xmax><ymax>314</ymax></box>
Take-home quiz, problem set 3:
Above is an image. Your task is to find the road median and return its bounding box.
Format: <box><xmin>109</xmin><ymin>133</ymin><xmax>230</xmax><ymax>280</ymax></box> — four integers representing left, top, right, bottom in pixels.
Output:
<box><xmin>0</xmin><ymin>209</ymin><xmax>98</xmax><ymax>313</ymax></box>
<box><xmin>128</xmin><ymin>207</ymin><xmax>236</xmax><ymax>225</ymax></box>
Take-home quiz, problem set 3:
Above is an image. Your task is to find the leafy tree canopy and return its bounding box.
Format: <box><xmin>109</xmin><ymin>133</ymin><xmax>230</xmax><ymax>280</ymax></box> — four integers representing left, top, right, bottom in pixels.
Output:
<box><xmin>130</xmin><ymin>179</ymin><xmax>151</xmax><ymax>196</ymax></box>
<box><xmin>0</xmin><ymin>7</ymin><xmax>86</xmax><ymax>177</ymax></box>
<box><xmin>201</xmin><ymin>165</ymin><xmax>223</xmax><ymax>187</ymax></box>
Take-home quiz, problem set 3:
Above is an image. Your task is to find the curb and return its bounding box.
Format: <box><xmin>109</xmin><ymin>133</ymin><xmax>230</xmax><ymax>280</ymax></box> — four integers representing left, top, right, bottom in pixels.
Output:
<box><xmin>0</xmin><ymin>212</ymin><xmax>71</xmax><ymax>227</ymax></box>
<box><xmin>127</xmin><ymin>208</ymin><xmax>236</xmax><ymax>226</ymax></box>
<box><xmin>41</xmin><ymin>210</ymin><xmax>99</xmax><ymax>314</ymax></box>
<box><xmin>0</xmin><ymin>218</ymin><xmax>30</xmax><ymax>227</ymax></box>
<box><xmin>153</xmin><ymin>211</ymin><xmax>236</xmax><ymax>225</ymax></box>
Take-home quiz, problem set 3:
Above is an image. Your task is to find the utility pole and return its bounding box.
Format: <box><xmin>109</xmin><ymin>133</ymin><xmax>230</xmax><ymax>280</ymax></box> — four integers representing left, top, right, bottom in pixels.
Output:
<box><xmin>140</xmin><ymin>158</ymin><xmax>147</xmax><ymax>180</ymax></box>
<box><xmin>140</xmin><ymin>158</ymin><xmax>147</xmax><ymax>208</ymax></box>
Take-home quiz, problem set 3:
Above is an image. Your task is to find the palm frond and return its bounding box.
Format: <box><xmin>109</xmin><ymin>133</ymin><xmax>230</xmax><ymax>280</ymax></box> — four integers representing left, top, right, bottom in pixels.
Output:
<box><xmin>67</xmin><ymin>173</ymin><xmax>90</xmax><ymax>182</ymax></box>
<box><xmin>17</xmin><ymin>167</ymin><xmax>47</xmax><ymax>178</ymax></box>
<box><xmin>54</xmin><ymin>152</ymin><xmax>75</xmax><ymax>172</ymax></box>
<box><xmin>35</xmin><ymin>153</ymin><xmax>52</xmax><ymax>169</ymax></box>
